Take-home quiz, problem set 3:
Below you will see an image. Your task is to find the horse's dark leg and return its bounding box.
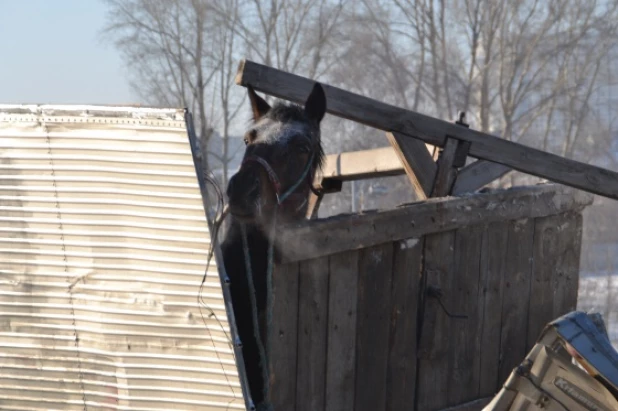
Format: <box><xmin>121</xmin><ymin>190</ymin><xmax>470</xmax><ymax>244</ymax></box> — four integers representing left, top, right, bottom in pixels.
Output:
<box><xmin>221</xmin><ymin>235</ymin><xmax>266</xmax><ymax>406</ymax></box>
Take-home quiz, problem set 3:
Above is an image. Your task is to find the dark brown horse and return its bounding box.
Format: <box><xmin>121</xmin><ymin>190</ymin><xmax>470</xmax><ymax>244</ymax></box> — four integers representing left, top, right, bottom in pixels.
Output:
<box><xmin>221</xmin><ymin>83</ymin><xmax>326</xmax><ymax>409</ymax></box>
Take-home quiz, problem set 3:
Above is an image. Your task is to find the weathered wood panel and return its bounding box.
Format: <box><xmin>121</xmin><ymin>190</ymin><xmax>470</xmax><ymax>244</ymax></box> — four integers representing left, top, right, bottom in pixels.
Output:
<box><xmin>296</xmin><ymin>257</ymin><xmax>329</xmax><ymax>411</ymax></box>
<box><xmin>386</xmin><ymin>238</ymin><xmax>423</xmax><ymax>411</ymax></box>
<box><xmin>527</xmin><ymin>215</ymin><xmax>562</xmax><ymax>350</ymax></box>
<box><xmin>325</xmin><ymin>251</ymin><xmax>359</xmax><ymax>411</ymax></box>
<box><xmin>478</xmin><ymin>222</ymin><xmax>509</xmax><ymax>397</ymax></box>
<box><xmin>498</xmin><ymin>219</ymin><xmax>535</xmax><ymax>385</ymax></box>
<box><xmin>237</xmin><ymin>59</ymin><xmax>618</xmax><ymax>201</ymax></box>
<box><xmin>276</xmin><ymin>185</ymin><xmax>592</xmax><ymax>263</ymax></box>
<box><xmin>269</xmin><ymin>186</ymin><xmax>588</xmax><ymax>411</ymax></box>
<box><xmin>416</xmin><ymin>231</ymin><xmax>457</xmax><ymax>411</ymax></box>
<box><xmin>448</xmin><ymin>225</ymin><xmax>484</xmax><ymax>406</ymax></box>
<box><xmin>269</xmin><ymin>262</ymin><xmax>301</xmax><ymax>409</ymax></box>
<box><xmin>354</xmin><ymin>243</ymin><xmax>394</xmax><ymax>411</ymax></box>
<box><xmin>552</xmin><ymin>213</ymin><xmax>583</xmax><ymax>318</ymax></box>
<box><xmin>432</xmin><ymin>137</ymin><xmax>462</xmax><ymax>197</ymax></box>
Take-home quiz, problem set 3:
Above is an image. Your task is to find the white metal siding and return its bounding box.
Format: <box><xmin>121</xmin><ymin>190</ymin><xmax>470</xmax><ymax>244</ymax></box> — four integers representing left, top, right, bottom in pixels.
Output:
<box><xmin>0</xmin><ymin>105</ymin><xmax>243</xmax><ymax>410</ymax></box>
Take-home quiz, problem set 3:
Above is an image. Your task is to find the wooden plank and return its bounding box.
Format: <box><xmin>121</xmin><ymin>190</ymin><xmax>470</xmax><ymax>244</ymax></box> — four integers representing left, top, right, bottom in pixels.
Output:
<box><xmin>527</xmin><ymin>215</ymin><xmax>561</xmax><ymax>350</ymax></box>
<box><xmin>452</xmin><ymin>160</ymin><xmax>512</xmax><ymax>195</ymax></box>
<box><xmin>448</xmin><ymin>225</ymin><xmax>484</xmax><ymax>406</ymax></box>
<box><xmin>320</xmin><ymin>146</ymin><xmax>405</xmax><ymax>182</ymax></box>
<box><xmin>295</xmin><ymin>257</ymin><xmax>329</xmax><ymax>411</ymax></box>
<box><xmin>416</xmin><ymin>231</ymin><xmax>456</xmax><ymax>411</ymax></box>
<box><xmin>269</xmin><ymin>262</ymin><xmax>300</xmax><ymax>409</ymax></box>
<box><xmin>498</xmin><ymin>219</ymin><xmax>534</xmax><ymax>386</ymax></box>
<box><xmin>552</xmin><ymin>212</ymin><xmax>583</xmax><ymax>317</ymax></box>
<box><xmin>275</xmin><ymin>185</ymin><xmax>593</xmax><ymax>263</ymax></box>
<box><xmin>478</xmin><ymin>222</ymin><xmax>509</xmax><ymax>397</ymax></box>
<box><xmin>306</xmin><ymin>191</ymin><xmax>323</xmax><ymax>219</ymax></box>
<box><xmin>432</xmin><ymin>137</ymin><xmax>461</xmax><ymax>197</ymax></box>
<box><xmin>354</xmin><ymin>243</ymin><xmax>394</xmax><ymax>411</ymax></box>
<box><xmin>386</xmin><ymin>237</ymin><xmax>422</xmax><ymax>411</ymax></box>
<box><xmin>236</xmin><ymin>59</ymin><xmax>618</xmax><ymax>201</ymax></box>
<box><xmin>386</xmin><ymin>132</ymin><xmax>436</xmax><ymax>199</ymax></box>
<box><xmin>325</xmin><ymin>250</ymin><xmax>359</xmax><ymax>411</ymax></box>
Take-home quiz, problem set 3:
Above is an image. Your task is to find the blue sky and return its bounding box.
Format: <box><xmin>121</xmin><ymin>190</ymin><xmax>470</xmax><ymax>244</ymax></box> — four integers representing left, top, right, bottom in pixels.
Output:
<box><xmin>0</xmin><ymin>0</ymin><xmax>134</xmax><ymax>104</ymax></box>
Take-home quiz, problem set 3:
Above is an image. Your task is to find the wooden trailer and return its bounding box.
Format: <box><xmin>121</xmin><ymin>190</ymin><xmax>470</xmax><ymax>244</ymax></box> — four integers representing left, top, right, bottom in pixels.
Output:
<box><xmin>193</xmin><ymin>60</ymin><xmax>618</xmax><ymax>411</ymax></box>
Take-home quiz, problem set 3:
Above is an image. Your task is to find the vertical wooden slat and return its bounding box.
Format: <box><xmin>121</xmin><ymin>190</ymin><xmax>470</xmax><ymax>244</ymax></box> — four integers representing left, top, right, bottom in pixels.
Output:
<box><xmin>553</xmin><ymin>213</ymin><xmax>583</xmax><ymax>317</ymax></box>
<box><xmin>448</xmin><ymin>225</ymin><xmax>483</xmax><ymax>406</ymax></box>
<box><xmin>527</xmin><ymin>215</ymin><xmax>561</xmax><ymax>350</ymax></box>
<box><xmin>497</xmin><ymin>219</ymin><xmax>534</xmax><ymax>385</ymax></box>
<box><xmin>296</xmin><ymin>257</ymin><xmax>330</xmax><ymax>411</ymax></box>
<box><xmin>354</xmin><ymin>243</ymin><xmax>394</xmax><ymax>411</ymax></box>
<box><xmin>325</xmin><ymin>250</ymin><xmax>359</xmax><ymax>411</ymax></box>
<box><xmin>269</xmin><ymin>262</ymin><xmax>300</xmax><ymax>410</ymax></box>
<box><xmin>478</xmin><ymin>222</ymin><xmax>509</xmax><ymax>397</ymax></box>
<box><xmin>386</xmin><ymin>238</ymin><xmax>422</xmax><ymax>411</ymax></box>
<box><xmin>416</xmin><ymin>231</ymin><xmax>456</xmax><ymax>411</ymax></box>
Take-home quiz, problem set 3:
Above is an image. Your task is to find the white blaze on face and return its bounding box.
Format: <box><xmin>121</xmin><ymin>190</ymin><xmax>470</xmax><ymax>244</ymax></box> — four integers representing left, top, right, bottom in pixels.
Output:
<box><xmin>253</xmin><ymin>119</ymin><xmax>309</xmax><ymax>144</ymax></box>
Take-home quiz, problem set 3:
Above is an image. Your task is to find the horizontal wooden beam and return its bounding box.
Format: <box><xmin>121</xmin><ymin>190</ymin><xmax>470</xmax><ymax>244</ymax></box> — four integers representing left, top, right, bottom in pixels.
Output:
<box><xmin>275</xmin><ymin>184</ymin><xmax>593</xmax><ymax>262</ymax></box>
<box><xmin>453</xmin><ymin>160</ymin><xmax>512</xmax><ymax>195</ymax></box>
<box><xmin>319</xmin><ymin>146</ymin><xmax>404</xmax><ymax>182</ymax></box>
<box><xmin>236</xmin><ymin>59</ymin><xmax>618</xmax><ymax>201</ymax></box>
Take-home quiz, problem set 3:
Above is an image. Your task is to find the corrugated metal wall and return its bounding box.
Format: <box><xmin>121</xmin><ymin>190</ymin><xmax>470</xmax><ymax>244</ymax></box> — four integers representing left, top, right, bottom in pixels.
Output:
<box><xmin>0</xmin><ymin>105</ymin><xmax>243</xmax><ymax>410</ymax></box>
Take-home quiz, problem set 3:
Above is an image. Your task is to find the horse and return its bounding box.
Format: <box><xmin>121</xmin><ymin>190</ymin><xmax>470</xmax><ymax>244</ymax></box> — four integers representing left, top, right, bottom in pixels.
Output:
<box><xmin>220</xmin><ymin>83</ymin><xmax>326</xmax><ymax>409</ymax></box>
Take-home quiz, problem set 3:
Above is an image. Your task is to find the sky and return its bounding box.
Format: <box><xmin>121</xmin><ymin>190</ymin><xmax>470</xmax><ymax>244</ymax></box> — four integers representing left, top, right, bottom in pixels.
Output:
<box><xmin>0</xmin><ymin>0</ymin><xmax>135</xmax><ymax>105</ymax></box>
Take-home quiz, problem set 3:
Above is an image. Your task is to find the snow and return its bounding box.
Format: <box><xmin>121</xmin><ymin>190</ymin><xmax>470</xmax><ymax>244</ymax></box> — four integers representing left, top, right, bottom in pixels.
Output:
<box><xmin>577</xmin><ymin>274</ymin><xmax>618</xmax><ymax>349</ymax></box>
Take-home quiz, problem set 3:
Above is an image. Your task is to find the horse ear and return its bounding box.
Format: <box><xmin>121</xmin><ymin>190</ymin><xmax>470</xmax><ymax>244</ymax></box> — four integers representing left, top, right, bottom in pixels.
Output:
<box><xmin>248</xmin><ymin>86</ymin><xmax>270</xmax><ymax>121</ymax></box>
<box><xmin>304</xmin><ymin>83</ymin><xmax>327</xmax><ymax>124</ymax></box>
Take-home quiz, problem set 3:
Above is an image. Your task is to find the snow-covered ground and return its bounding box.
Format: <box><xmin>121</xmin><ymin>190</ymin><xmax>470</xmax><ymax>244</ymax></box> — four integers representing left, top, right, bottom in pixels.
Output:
<box><xmin>577</xmin><ymin>274</ymin><xmax>618</xmax><ymax>349</ymax></box>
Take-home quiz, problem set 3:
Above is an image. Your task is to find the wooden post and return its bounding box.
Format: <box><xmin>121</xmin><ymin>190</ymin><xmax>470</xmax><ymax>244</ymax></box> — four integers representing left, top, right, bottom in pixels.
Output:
<box><xmin>385</xmin><ymin>131</ymin><xmax>437</xmax><ymax>199</ymax></box>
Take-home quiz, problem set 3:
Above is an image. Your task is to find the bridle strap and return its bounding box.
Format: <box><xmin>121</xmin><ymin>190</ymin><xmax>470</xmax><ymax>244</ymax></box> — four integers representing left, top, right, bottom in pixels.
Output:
<box><xmin>242</xmin><ymin>155</ymin><xmax>283</xmax><ymax>197</ymax></box>
<box><xmin>241</xmin><ymin>153</ymin><xmax>315</xmax><ymax>207</ymax></box>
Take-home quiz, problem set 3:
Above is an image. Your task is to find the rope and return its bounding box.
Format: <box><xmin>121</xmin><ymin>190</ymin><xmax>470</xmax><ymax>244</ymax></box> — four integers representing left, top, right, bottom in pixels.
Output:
<box><xmin>240</xmin><ymin>223</ymin><xmax>271</xmax><ymax>403</ymax></box>
<box><xmin>239</xmin><ymin>153</ymin><xmax>315</xmax><ymax>407</ymax></box>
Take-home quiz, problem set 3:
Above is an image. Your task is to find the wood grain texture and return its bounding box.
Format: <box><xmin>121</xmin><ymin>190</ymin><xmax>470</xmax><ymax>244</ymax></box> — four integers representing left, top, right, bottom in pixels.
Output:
<box><xmin>432</xmin><ymin>137</ymin><xmax>460</xmax><ymax>197</ymax></box>
<box><xmin>295</xmin><ymin>257</ymin><xmax>329</xmax><ymax>411</ymax></box>
<box><xmin>320</xmin><ymin>146</ymin><xmax>405</xmax><ymax>182</ymax></box>
<box><xmin>552</xmin><ymin>212</ymin><xmax>583</xmax><ymax>318</ymax></box>
<box><xmin>269</xmin><ymin>262</ymin><xmax>300</xmax><ymax>409</ymax></box>
<box><xmin>237</xmin><ymin>59</ymin><xmax>618</xmax><ymax>201</ymax></box>
<box><xmin>448</xmin><ymin>225</ymin><xmax>484</xmax><ymax>406</ymax></box>
<box><xmin>416</xmin><ymin>231</ymin><xmax>456</xmax><ymax>411</ymax></box>
<box><xmin>386</xmin><ymin>132</ymin><xmax>436</xmax><ymax>199</ymax></box>
<box><xmin>498</xmin><ymin>219</ymin><xmax>535</xmax><ymax>386</ymax></box>
<box><xmin>527</xmin><ymin>215</ymin><xmax>561</xmax><ymax>350</ymax></box>
<box><xmin>386</xmin><ymin>238</ymin><xmax>422</xmax><ymax>411</ymax></box>
<box><xmin>306</xmin><ymin>191</ymin><xmax>323</xmax><ymax>219</ymax></box>
<box><xmin>478</xmin><ymin>222</ymin><xmax>509</xmax><ymax>397</ymax></box>
<box><xmin>354</xmin><ymin>243</ymin><xmax>394</xmax><ymax>411</ymax></box>
<box><xmin>452</xmin><ymin>160</ymin><xmax>512</xmax><ymax>195</ymax></box>
<box><xmin>325</xmin><ymin>250</ymin><xmax>359</xmax><ymax>411</ymax></box>
<box><xmin>276</xmin><ymin>185</ymin><xmax>592</xmax><ymax>263</ymax></box>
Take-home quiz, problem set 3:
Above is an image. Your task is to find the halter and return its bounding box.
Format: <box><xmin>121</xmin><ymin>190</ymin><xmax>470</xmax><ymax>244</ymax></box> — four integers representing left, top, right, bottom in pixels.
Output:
<box><xmin>237</xmin><ymin>151</ymin><xmax>316</xmax><ymax>409</ymax></box>
<box><xmin>241</xmin><ymin>152</ymin><xmax>316</xmax><ymax>208</ymax></box>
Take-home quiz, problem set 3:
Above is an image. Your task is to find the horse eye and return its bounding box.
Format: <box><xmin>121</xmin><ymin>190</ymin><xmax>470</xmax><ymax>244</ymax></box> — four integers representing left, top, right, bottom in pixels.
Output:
<box><xmin>245</xmin><ymin>130</ymin><xmax>257</xmax><ymax>145</ymax></box>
